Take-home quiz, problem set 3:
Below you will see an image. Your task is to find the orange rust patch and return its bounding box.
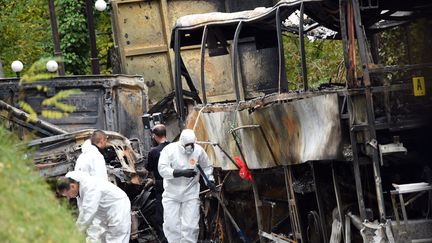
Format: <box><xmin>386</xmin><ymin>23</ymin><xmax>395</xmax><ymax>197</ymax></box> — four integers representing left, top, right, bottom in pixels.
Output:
<box><xmin>185</xmin><ymin>110</ymin><xmax>215</xmax><ymax>159</ymax></box>
<box><xmin>282</xmin><ymin>113</ymin><xmax>301</xmax><ymax>162</ymax></box>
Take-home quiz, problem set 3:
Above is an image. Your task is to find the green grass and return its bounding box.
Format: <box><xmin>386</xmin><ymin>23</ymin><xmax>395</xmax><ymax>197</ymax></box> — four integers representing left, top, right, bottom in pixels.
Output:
<box><xmin>0</xmin><ymin>126</ymin><xmax>85</xmax><ymax>243</ymax></box>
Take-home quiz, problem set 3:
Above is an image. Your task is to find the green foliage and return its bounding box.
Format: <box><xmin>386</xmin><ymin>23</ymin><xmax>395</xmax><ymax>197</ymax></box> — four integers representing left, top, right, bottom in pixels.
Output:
<box><xmin>41</xmin><ymin>89</ymin><xmax>80</xmax><ymax>118</ymax></box>
<box><xmin>378</xmin><ymin>18</ymin><xmax>432</xmax><ymax>66</ymax></box>
<box><xmin>56</xmin><ymin>0</ymin><xmax>114</xmax><ymax>74</ymax></box>
<box><xmin>95</xmin><ymin>5</ymin><xmax>114</xmax><ymax>74</ymax></box>
<box><xmin>19</xmin><ymin>57</ymin><xmax>59</xmax><ymax>84</ymax></box>
<box><xmin>0</xmin><ymin>0</ymin><xmax>52</xmax><ymax>77</ymax></box>
<box><xmin>18</xmin><ymin>101</ymin><xmax>38</xmax><ymax>122</ymax></box>
<box><xmin>18</xmin><ymin>58</ymin><xmax>81</xmax><ymax>121</ymax></box>
<box><xmin>283</xmin><ymin>33</ymin><xmax>345</xmax><ymax>90</ymax></box>
<box><xmin>0</xmin><ymin>126</ymin><xmax>85</xmax><ymax>243</ymax></box>
<box><xmin>0</xmin><ymin>0</ymin><xmax>115</xmax><ymax>77</ymax></box>
<box><xmin>57</xmin><ymin>0</ymin><xmax>90</xmax><ymax>74</ymax></box>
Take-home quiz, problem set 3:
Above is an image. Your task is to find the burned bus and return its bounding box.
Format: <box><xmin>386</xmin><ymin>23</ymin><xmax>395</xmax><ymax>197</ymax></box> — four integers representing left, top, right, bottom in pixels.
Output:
<box><xmin>168</xmin><ymin>0</ymin><xmax>432</xmax><ymax>242</ymax></box>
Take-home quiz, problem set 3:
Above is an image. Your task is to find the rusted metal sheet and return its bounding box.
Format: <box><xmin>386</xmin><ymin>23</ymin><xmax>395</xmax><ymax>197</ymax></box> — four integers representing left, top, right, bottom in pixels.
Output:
<box><xmin>180</xmin><ymin>47</ymin><xmax>236</xmax><ymax>102</ymax></box>
<box><xmin>188</xmin><ymin>92</ymin><xmax>342</xmax><ymax>169</ymax></box>
<box><xmin>110</xmin><ymin>0</ymin><xmax>277</xmax><ymax>106</ymax></box>
<box><xmin>111</xmin><ymin>0</ymin><xmax>225</xmax><ymax>106</ymax></box>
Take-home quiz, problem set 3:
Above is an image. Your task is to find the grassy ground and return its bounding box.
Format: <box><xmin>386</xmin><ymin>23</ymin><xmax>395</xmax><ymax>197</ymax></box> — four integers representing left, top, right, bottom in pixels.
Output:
<box><xmin>0</xmin><ymin>126</ymin><xmax>85</xmax><ymax>242</ymax></box>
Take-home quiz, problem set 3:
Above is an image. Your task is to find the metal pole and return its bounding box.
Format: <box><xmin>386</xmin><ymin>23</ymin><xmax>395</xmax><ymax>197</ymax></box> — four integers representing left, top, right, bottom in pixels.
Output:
<box><xmin>284</xmin><ymin>166</ymin><xmax>304</xmax><ymax>241</ymax></box>
<box><xmin>232</xmin><ymin>21</ymin><xmax>243</xmax><ymax>103</ymax></box>
<box><xmin>174</xmin><ymin>29</ymin><xmax>185</xmax><ymax>128</ymax></box>
<box><xmin>311</xmin><ymin>163</ymin><xmax>329</xmax><ymax>242</ymax></box>
<box><xmin>345</xmin><ymin>0</ymin><xmax>367</xmax><ymax>220</ymax></box>
<box><xmin>200</xmin><ymin>25</ymin><xmax>208</xmax><ymax>105</ymax></box>
<box><xmin>196</xmin><ymin>164</ymin><xmax>250</xmax><ymax>243</ymax></box>
<box><xmin>332</xmin><ymin>162</ymin><xmax>345</xmax><ymax>241</ymax></box>
<box><xmin>351</xmin><ymin>0</ymin><xmax>386</xmax><ymax>220</ymax></box>
<box><xmin>230</xmin><ymin>125</ymin><xmax>278</xmax><ymax>165</ymax></box>
<box><xmin>48</xmin><ymin>0</ymin><xmax>65</xmax><ymax>75</ymax></box>
<box><xmin>339</xmin><ymin>0</ymin><xmax>350</xmax><ymax>80</ymax></box>
<box><xmin>345</xmin><ymin>214</ymin><xmax>351</xmax><ymax>243</ymax></box>
<box><xmin>299</xmin><ymin>2</ymin><xmax>308</xmax><ymax>91</ymax></box>
<box><xmin>251</xmin><ymin>179</ymin><xmax>264</xmax><ymax>243</ymax></box>
<box><xmin>347</xmin><ymin>96</ymin><xmax>367</xmax><ymax>220</ymax></box>
<box><xmin>0</xmin><ymin>100</ymin><xmax>68</xmax><ymax>135</ymax></box>
<box><xmin>275</xmin><ymin>7</ymin><xmax>286</xmax><ymax>93</ymax></box>
<box><xmin>347</xmin><ymin>1</ymin><xmax>357</xmax><ymax>86</ymax></box>
<box><xmin>230</xmin><ymin>131</ymin><xmax>264</xmax><ymax>243</ymax></box>
<box><xmin>85</xmin><ymin>0</ymin><xmax>100</xmax><ymax>74</ymax></box>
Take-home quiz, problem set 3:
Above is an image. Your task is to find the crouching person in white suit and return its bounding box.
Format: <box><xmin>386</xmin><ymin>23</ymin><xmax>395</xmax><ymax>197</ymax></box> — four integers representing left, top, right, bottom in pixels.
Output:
<box><xmin>57</xmin><ymin>171</ymin><xmax>131</xmax><ymax>243</ymax></box>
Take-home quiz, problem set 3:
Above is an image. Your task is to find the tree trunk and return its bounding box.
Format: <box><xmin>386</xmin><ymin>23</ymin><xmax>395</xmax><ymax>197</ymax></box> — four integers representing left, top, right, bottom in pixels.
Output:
<box><xmin>0</xmin><ymin>59</ymin><xmax>4</xmax><ymax>78</ymax></box>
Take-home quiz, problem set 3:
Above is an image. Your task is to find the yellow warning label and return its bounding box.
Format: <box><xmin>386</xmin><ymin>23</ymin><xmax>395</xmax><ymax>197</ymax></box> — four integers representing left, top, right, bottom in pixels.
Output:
<box><xmin>412</xmin><ymin>77</ymin><xmax>426</xmax><ymax>96</ymax></box>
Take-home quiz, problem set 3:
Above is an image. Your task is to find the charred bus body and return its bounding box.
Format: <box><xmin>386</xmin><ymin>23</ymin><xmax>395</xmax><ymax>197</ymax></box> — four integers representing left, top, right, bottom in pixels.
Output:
<box><xmin>169</xmin><ymin>0</ymin><xmax>432</xmax><ymax>242</ymax></box>
<box><xmin>0</xmin><ymin>0</ymin><xmax>431</xmax><ymax>242</ymax></box>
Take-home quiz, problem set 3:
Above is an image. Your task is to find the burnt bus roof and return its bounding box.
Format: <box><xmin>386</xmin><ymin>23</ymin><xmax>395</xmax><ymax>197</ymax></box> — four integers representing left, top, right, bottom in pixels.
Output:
<box><xmin>170</xmin><ymin>0</ymin><xmax>432</xmax><ymax>47</ymax></box>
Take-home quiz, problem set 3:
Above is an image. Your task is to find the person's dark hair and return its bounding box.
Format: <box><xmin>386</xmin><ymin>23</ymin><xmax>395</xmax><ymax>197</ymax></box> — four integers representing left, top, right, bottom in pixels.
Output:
<box><xmin>91</xmin><ymin>130</ymin><xmax>107</xmax><ymax>144</ymax></box>
<box><xmin>152</xmin><ymin>124</ymin><xmax>166</xmax><ymax>137</ymax></box>
<box><xmin>56</xmin><ymin>176</ymin><xmax>77</xmax><ymax>193</ymax></box>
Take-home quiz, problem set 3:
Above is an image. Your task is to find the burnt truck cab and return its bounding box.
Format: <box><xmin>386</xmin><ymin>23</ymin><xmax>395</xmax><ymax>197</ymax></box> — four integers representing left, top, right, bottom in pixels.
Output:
<box><xmin>1</xmin><ymin>75</ymin><xmax>161</xmax><ymax>241</ymax></box>
<box><xmin>28</xmin><ymin>129</ymin><xmax>145</xmax><ymax>185</ymax></box>
<box><xmin>1</xmin><ymin>75</ymin><xmax>149</xmax><ymax>151</ymax></box>
<box><xmin>0</xmin><ymin>74</ymin><xmax>150</xmax><ymax>189</ymax></box>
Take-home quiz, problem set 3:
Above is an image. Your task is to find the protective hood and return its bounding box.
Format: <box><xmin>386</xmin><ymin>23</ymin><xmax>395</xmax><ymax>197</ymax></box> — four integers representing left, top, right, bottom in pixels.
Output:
<box><xmin>179</xmin><ymin>129</ymin><xmax>196</xmax><ymax>146</ymax></box>
<box><xmin>66</xmin><ymin>170</ymin><xmax>87</xmax><ymax>182</ymax></box>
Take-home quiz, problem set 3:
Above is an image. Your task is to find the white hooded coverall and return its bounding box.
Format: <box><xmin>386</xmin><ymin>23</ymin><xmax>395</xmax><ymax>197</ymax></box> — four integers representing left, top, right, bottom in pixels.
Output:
<box><xmin>75</xmin><ymin>139</ymin><xmax>108</xmax><ymax>180</ymax></box>
<box><xmin>66</xmin><ymin>171</ymin><xmax>131</xmax><ymax>243</ymax></box>
<box><xmin>74</xmin><ymin>139</ymin><xmax>108</xmax><ymax>242</ymax></box>
<box><xmin>158</xmin><ymin>129</ymin><xmax>214</xmax><ymax>243</ymax></box>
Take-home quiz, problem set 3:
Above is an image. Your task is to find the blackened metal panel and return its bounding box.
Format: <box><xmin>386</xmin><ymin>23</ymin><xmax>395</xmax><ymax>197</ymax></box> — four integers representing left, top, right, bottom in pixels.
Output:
<box><xmin>115</xmin><ymin>81</ymin><xmax>147</xmax><ymax>140</ymax></box>
<box><xmin>24</xmin><ymin>89</ymin><xmax>105</xmax><ymax>131</ymax></box>
<box><xmin>19</xmin><ymin>75</ymin><xmax>147</xmax><ymax>142</ymax></box>
<box><xmin>0</xmin><ymin>79</ymin><xmax>19</xmax><ymax>105</ymax></box>
<box><xmin>180</xmin><ymin>39</ymin><xmax>283</xmax><ymax>103</ymax></box>
<box><xmin>238</xmin><ymin>42</ymin><xmax>280</xmax><ymax>99</ymax></box>
<box><xmin>188</xmin><ymin>93</ymin><xmax>342</xmax><ymax>169</ymax></box>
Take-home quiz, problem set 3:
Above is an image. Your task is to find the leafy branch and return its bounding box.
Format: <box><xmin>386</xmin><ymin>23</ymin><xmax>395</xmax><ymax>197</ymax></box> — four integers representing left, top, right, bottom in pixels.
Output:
<box><xmin>18</xmin><ymin>58</ymin><xmax>81</xmax><ymax>121</ymax></box>
<box><xmin>19</xmin><ymin>57</ymin><xmax>59</xmax><ymax>85</ymax></box>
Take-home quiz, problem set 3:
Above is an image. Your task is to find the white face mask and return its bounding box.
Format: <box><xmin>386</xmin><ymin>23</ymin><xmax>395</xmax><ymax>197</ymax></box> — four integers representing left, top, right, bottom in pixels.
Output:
<box><xmin>184</xmin><ymin>144</ymin><xmax>194</xmax><ymax>154</ymax></box>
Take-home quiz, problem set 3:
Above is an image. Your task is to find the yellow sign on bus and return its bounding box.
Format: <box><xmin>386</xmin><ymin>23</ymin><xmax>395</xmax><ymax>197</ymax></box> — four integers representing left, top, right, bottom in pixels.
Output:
<box><xmin>412</xmin><ymin>77</ymin><xmax>426</xmax><ymax>96</ymax></box>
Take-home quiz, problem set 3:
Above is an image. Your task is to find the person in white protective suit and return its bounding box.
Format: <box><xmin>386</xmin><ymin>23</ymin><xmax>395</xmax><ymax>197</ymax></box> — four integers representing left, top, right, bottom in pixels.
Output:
<box><xmin>74</xmin><ymin>130</ymin><xmax>109</xmax><ymax>242</ymax></box>
<box><xmin>57</xmin><ymin>171</ymin><xmax>131</xmax><ymax>243</ymax></box>
<box><xmin>75</xmin><ymin>130</ymin><xmax>108</xmax><ymax>180</ymax></box>
<box><xmin>158</xmin><ymin>129</ymin><xmax>215</xmax><ymax>243</ymax></box>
